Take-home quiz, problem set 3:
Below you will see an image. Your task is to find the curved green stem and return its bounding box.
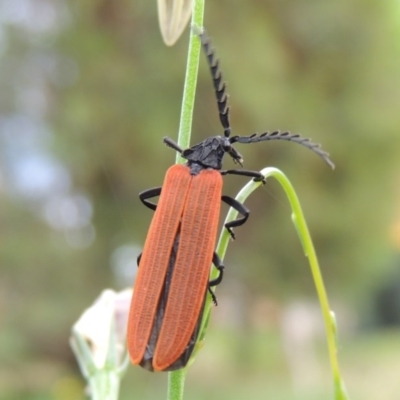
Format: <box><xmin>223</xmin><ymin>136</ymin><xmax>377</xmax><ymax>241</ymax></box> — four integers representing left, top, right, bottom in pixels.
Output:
<box><xmin>201</xmin><ymin>167</ymin><xmax>349</xmax><ymax>400</ymax></box>
<box><xmin>167</xmin><ymin>368</ymin><xmax>188</xmax><ymax>400</ymax></box>
<box><xmin>267</xmin><ymin>168</ymin><xmax>349</xmax><ymax>400</ymax></box>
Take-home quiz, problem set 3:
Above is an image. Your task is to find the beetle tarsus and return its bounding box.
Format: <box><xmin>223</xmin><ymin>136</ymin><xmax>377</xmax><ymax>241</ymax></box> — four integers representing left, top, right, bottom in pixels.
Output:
<box><xmin>227</xmin><ymin>227</ymin><xmax>236</xmax><ymax>240</ymax></box>
<box><xmin>208</xmin><ymin>287</ymin><xmax>218</xmax><ymax>306</ymax></box>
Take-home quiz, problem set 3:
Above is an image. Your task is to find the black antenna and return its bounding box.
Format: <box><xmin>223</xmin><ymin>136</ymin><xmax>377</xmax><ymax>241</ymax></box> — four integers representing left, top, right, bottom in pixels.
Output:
<box><xmin>164</xmin><ymin>137</ymin><xmax>183</xmax><ymax>154</ymax></box>
<box><xmin>193</xmin><ymin>27</ymin><xmax>334</xmax><ymax>169</ymax></box>
<box><xmin>197</xmin><ymin>29</ymin><xmax>231</xmax><ymax>138</ymax></box>
<box><xmin>231</xmin><ymin>131</ymin><xmax>334</xmax><ymax>169</ymax></box>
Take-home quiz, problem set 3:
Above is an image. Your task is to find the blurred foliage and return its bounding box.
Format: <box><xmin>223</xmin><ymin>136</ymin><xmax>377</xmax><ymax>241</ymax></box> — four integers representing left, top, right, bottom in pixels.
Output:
<box><xmin>2</xmin><ymin>0</ymin><xmax>400</xmax><ymax>398</ymax></box>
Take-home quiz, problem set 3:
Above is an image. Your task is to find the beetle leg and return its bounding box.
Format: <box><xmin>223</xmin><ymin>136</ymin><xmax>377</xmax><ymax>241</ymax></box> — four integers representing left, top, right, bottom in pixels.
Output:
<box><xmin>209</xmin><ymin>252</ymin><xmax>224</xmax><ymax>286</ymax></box>
<box><xmin>137</xmin><ymin>188</ymin><xmax>161</xmax><ymax>269</ymax></box>
<box><xmin>207</xmin><ymin>287</ymin><xmax>218</xmax><ymax>306</ymax></box>
<box><xmin>139</xmin><ymin>187</ymin><xmax>162</xmax><ymax>211</ymax></box>
<box><xmin>221</xmin><ymin>195</ymin><xmax>250</xmax><ymax>240</ymax></box>
<box><xmin>220</xmin><ymin>169</ymin><xmax>266</xmax><ymax>183</ymax></box>
<box><xmin>208</xmin><ymin>252</ymin><xmax>225</xmax><ymax>305</ymax></box>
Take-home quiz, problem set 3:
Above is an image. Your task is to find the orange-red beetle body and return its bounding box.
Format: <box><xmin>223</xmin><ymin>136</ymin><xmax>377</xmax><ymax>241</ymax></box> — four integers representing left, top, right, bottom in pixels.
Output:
<box><xmin>128</xmin><ymin>164</ymin><xmax>222</xmax><ymax>371</ymax></box>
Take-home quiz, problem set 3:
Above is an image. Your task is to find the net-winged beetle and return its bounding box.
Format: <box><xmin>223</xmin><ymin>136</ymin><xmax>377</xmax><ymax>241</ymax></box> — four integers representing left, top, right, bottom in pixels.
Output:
<box><xmin>127</xmin><ymin>29</ymin><xmax>333</xmax><ymax>372</ymax></box>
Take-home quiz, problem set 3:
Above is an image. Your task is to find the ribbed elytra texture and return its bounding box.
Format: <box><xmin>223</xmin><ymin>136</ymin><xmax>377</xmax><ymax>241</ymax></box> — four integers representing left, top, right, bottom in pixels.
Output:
<box><xmin>127</xmin><ymin>164</ymin><xmax>223</xmax><ymax>371</ymax></box>
<box><xmin>127</xmin><ymin>164</ymin><xmax>192</xmax><ymax>365</ymax></box>
<box><xmin>153</xmin><ymin>169</ymin><xmax>222</xmax><ymax>371</ymax></box>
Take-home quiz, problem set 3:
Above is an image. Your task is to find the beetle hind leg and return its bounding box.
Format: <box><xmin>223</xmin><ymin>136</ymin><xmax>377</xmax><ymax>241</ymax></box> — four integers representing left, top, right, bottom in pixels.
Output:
<box><xmin>208</xmin><ymin>252</ymin><xmax>225</xmax><ymax>306</ymax></box>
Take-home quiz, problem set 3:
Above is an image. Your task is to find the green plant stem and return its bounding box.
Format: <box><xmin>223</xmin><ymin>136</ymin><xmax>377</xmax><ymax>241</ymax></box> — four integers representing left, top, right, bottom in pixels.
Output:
<box><xmin>268</xmin><ymin>168</ymin><xmax>349</xmax><ymax>400</ymax></box>
<box><xmin>70</xmin><ymin>330</ymin><xmax>122</xmax><ymax>400</ymax></box>
<box><xmin>202</xmin><ymin>167</ymin><xmax>349</xmax><ymax>400</ymax></box>
<box><xmin>175</xmin><ymin>0</ymin><xmax>205</xmax><ymax>163</ymax></box>
<box><xmin>167</xmin><ymin>368</ymin><xmax>188</xmax><ymax>400</ymax></box>
<box><xmin>88</xmin><ymin>371</ymin><xmax>120</xmax><ymax>400</ymax></box>
<box><xmin>167</xmin><ymin>1</ymin><xmax>205</xmax><ymax>399</ymax></box>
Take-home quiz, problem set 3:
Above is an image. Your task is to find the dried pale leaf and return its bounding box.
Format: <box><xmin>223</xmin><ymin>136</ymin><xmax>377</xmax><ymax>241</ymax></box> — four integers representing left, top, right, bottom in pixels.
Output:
<box><xmin>158</xmin><ymin>0</ymin><xmax>192</xmax><ymax>46</ymax></box>
<box><xmin>71</xmin><ymin>289</ymin><xmax>132</xmax><ymax>371</ymax></box>
<box><xmin>73</xmin><ymin>289</ymin><xmax>116</xmax><ymax>368</ymax></box>
<box><xmin>114</xmin><ymin>289</ymin><xmax>133</xmax><ymax>350</ymax></box>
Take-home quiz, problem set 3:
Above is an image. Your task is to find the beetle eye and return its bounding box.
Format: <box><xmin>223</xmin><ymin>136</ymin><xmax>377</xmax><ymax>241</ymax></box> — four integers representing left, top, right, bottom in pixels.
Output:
<box><xmin>223</xmin><ymin>143</ymin><xmax>231</xmax><ymax>152</ymax></box>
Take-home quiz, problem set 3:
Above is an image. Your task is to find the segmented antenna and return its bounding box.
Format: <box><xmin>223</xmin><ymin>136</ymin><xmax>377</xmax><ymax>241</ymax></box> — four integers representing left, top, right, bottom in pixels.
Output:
<box><xmin>193</xmin><ymin>27</ymin><xmax>334</xmax><ymax>169</ymax></box>
<box><xmin>231</xmin><ymin>131</ymin><xmax>335</xmax><ymax>169</ymax></box>
<box><xmin>198</xmin><ymin>30</ymin><xmax>231</xmax><ymax>138</ymax></box>
<box><xmin>163</xmin><ymin>137</ymin><xmax>183</xmax><ymax>154</ymax></box>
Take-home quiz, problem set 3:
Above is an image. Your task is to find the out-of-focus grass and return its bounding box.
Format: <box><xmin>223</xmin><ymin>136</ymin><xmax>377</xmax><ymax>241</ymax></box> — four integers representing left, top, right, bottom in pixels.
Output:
<box><xmin>1</xmin><ymin>327</ymin><xmax>399</xmax><ymax>400</ymax></box>
<box><xmin>120</xmin><ymin>327</ymin><xmax>400</xmax><ymax>400</ymax></box>
<box><xmin>340</xmin><ymin>328</ymin><xmax>400</xmax><ymax>400</ymax></box>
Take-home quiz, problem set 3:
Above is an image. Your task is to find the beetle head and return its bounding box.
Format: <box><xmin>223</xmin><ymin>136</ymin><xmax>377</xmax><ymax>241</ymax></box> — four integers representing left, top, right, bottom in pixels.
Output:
<box><xmin>182</xmin><ymin>136</ymin><xmax>243</xmax><ymax>170</ymax></box>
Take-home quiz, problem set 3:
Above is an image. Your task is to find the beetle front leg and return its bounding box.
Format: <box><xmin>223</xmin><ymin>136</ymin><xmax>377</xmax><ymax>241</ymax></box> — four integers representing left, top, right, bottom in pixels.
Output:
<box><xmin>139</xmin><ymin>187</ymin><xmax>162</xmax><ymax>211</ymax></box>
<box><xmin>137</xmin><ymin>187</ymin><xmax>162</xmax><ymax>268</ymax></box>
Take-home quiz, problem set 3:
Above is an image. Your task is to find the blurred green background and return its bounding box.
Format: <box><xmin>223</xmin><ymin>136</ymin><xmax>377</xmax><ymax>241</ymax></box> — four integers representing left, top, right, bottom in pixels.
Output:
<box><xmin>2</xmin><ymin>0</ymin><xmax>400</xmax><ymax>399</ymax></box>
